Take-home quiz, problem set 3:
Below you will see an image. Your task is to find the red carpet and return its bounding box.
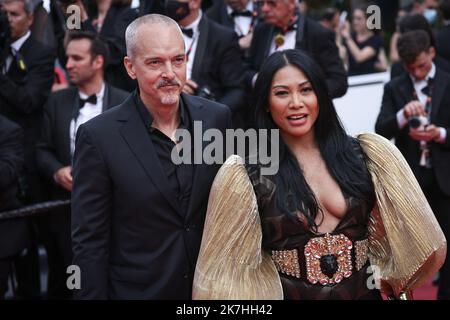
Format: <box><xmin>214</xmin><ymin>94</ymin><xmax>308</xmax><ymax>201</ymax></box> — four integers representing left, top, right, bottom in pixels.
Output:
<box><xmin>413</xmin><ymin>278</ymin><xmax>438</xmax><ymax>300</ymax></box>
<box><xmin>382</xmin><ymin>276</ymin><xmax>438</xmax><ymax>300</ymax></box>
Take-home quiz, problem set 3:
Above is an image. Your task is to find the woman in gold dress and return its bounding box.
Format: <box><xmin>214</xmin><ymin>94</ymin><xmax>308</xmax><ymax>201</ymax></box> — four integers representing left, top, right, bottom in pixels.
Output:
<box><xmin>193</xmin><ymin>49</ymin><xmax>446</xmax><ymax>300</ymax></box>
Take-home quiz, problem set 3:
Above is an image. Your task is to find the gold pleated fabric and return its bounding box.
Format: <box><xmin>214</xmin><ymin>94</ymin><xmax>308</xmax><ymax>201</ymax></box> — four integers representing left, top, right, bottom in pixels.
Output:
<box><xmin>357</xmin><ymin>133</ymin><xmax>447</xmax><ymax>297</ymax></box>
<box><xmin>192</xmin><ymin>155</ymin><xmax>283</xmax><ymax>300</ymax></box>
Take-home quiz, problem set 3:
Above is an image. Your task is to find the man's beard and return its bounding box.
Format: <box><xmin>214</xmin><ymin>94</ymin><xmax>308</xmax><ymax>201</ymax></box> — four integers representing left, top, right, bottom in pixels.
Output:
<box><xmin>161</xmin><ymin>93</ymin><xmax>179</xmax><ymax>105</ymax></box>
<box><xmin>157</xmin><ymin>78</ymin><xmax>181</xmax><ymax>105</ymax></box>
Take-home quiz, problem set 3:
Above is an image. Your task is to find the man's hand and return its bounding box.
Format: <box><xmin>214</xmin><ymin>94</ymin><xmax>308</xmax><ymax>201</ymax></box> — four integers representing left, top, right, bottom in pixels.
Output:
<box><xmin>409</xmin><ymin>124</ymin><xmax>441</xmax><ymax>142</ymax></box>
<box><xmin>54</xmin><ymin>166</ymin><xmax>73</xmax><ymax>192</ymax></box>
<box><xmin>403</xmin><ymin>100</ymin><xmax>426</xmax><ymax>118</ymax></box>
<box><xmin>238</xmin><ymin>32</ymin><xmax>253</xmax><ymax>50</ymax></box>
<box><xmin>183</xmin><ymin>79</ymin><xmax>198</xmax><ymax>95</ymax></box>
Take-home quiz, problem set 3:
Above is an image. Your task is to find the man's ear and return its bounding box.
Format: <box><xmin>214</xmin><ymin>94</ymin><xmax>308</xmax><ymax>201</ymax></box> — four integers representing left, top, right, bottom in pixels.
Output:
<box><xmin>124</xmin><ymin>56</ymin><xmax>137</xmax><ymax>80</ymax></box>
<box><xmin>428</xmin><ymin>46</ymin><xmax>436</xmax><ymax>60</ymax></box>
<box><xmin>93</xmin><ymin>54</ymin><xmax>104</xmax><ymax>71</ymax></box>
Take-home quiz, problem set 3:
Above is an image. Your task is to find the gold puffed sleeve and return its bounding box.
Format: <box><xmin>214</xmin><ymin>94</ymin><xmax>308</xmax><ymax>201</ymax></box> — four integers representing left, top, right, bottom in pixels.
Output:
<box><xmin>192</xmin><ymin>155</ymin><xmax>283</xmax><ymax>300</ymax></box>
<box><xmin>357</xmin><ymin>132</ymin><xmax>447</xmax><ymax>298</ymax></box>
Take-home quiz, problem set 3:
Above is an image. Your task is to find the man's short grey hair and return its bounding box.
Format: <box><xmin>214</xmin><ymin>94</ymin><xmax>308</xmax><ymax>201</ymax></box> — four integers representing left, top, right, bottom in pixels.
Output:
<box><xmin>125</xmin><ymin>14</ymin><xmax>183</xmax><ymax>58</ymax></box>
<box><xmin>1</xmin><ymin>0</ymin><xmax>35</xmax><ymax>14</ymax></box>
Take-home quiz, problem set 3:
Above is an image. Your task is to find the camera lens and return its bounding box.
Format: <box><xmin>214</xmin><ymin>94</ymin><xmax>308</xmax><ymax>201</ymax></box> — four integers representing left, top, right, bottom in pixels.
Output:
<box><xmin>408</xmin><ymin>117</ymin><xmax>422</xmax><ymax>129</ymax></box>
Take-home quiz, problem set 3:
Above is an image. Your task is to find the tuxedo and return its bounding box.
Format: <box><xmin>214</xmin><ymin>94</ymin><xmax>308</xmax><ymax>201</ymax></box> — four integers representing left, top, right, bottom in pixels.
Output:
<box><xmin>246</xmin><ymin>14</ymin><xmax>348</xmax><ymax>99</ymax></box>
<box><xmin>188</xmin><ymin>15</ymin><xmax>247</xmax><ymax>118</ymax></box>
<box><xmin>37</xmin><ymin>83</ymin><xmax>129</xmax><ymax>198</ymax></box>
<box><xmin>375</xmin><ymin>68</ymin><xmax>450</xmax><ymax>298</ymax></box>
<box><xmin>35</xmin><ymin>83</ymin><xmax>128</xmax><ymax>298</ymax></box>
<box><xmin>206</xmin><ymin>0</ymin><xmax>259</xmax><ymax>36</ymax></box>
<box><xmin>375</xmin><ymin>70</ymin><xmax>450</xmax><ymax>192</ymax></box>
<box><xmin>71</xmin><ymin>92</ymin><xmax>233</xmax><ymax>299</ymax></box>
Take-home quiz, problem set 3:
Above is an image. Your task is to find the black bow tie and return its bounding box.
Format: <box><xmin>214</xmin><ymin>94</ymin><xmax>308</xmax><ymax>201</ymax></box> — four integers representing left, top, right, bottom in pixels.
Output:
<box><xmin>276</xmin><ymin>22</ymin><xmax>298</xmax><ymax>35</ymax></box>
<box><xmin>421</xmin><ymin>78</ymin><xmax>434</xmax><ymax>96</ymax></box>
<box><xmin>79</xmin><ymin>94</ymin><xmax>97</xmax><ymax>109</ymax></box>
<box><xmin>231</xmin><ymin>10</ymin><xmax>253</xmax><ymax>18</ymax></box>
<box><xmin>181</xmin><ymin>28</ymin><xmax>194</xmax><ymax>38</ymax></box>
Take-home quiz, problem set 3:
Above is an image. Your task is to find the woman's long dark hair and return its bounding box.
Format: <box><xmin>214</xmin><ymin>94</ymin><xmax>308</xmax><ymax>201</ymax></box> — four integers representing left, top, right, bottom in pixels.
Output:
<box><xmin>253</xmin><ymin>49</ymin><xmax>374</xmax><ymax>232</ymax></box>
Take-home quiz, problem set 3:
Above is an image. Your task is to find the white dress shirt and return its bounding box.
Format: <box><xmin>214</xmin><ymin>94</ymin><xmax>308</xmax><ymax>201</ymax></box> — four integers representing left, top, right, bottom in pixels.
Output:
<box><xmin>269</xmin><ymin>29</ymin><xmax>297</xmax><ymax>55</ymax></box>
<box><xmin>396</xmin><ymin>63</ymin><xmax>446</xmax><ymax>143</ymax></box>
<box><xmin>2</xmin><ymin>30</ymin><xmax>31</xmax><ymax>74</ymax></box>
<box><xmin>226</xmin><ymin>1</ymin><xmax>254</xmax><ymax>37</ymax></box>
<box><xmin>70</xmin><ymin>83</ymin><xmax>105</xmax><ymax>156</ymax></box>
<box><xmin>182</xmin><ymin>11</ymin><xmax>202</xmax><ymax>80</ymax></box>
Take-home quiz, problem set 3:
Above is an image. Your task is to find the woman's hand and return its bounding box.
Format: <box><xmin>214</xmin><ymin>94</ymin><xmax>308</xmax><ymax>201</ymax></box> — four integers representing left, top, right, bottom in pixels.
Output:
<box><xmin>340</xmin><ymin>21</ymin><xmax>351</xmax><ymax>40</ymax></box>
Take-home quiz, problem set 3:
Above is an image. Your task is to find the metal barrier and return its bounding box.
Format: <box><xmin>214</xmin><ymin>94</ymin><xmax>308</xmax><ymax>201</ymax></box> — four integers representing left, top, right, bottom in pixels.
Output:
<box><xmin>0</xmin><ymin>200</ymin><xmax>71</xmax><ymax>220</ymax></box>
<box><xmin>334</xmin><ymin>71</ymin><xmax>391</xmax><ymax>136</ymax></box>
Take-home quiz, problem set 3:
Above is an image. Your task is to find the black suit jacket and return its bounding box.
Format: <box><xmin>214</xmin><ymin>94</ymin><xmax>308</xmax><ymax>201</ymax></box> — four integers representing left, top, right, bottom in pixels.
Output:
<box><xmin>36</xmin><ymin>83</ymin><xmax>129</xmax><ymax>200</ymax></box>
<box><xmin>81</xmin><ymin>5</ymin><xmax>139</xmax><ymax>92</ymax></box>
<box><xmin>435</xmin><ymin>25</ymin><xmax>450</xmax><ymax>64</ymax></box>
<box><xmin>191</xmin><ymin>16</ymin><xmax>247</xmax><ymax>115</ymax></box>
<box><xmin>71</xmin><ymin>92</ymin><xmax>233</xmax><ymax>299</ymax></box>
<box><xmin>246</xmin><ymin>15</ymin><xmax>348</xmax><ymax>99</ymax></box>
<box><xmin>0</xmin><ymin>36</ymin><xmax>55</xmax><ymax>172</ymax></box>
<box><xmin>0</xmin><ymin>115</ymin><xmax>29</xmax><ymax>258</ymax></box>
<box><xmin>206</xmin><ymin>0</ymin><xmax>237</xmax><ymax>30</ymax></box>
<box><xmin>375</xmin><ymin>69</ymin><xmax>450</xmax><ymax>196</ymax></box>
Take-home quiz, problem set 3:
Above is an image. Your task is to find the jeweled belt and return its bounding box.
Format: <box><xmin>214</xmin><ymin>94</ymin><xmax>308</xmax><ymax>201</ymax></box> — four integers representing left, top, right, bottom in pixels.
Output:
<box><xmin>271</xmin><ymin>233</ymin><xmax>369</xmax><ymax>286</ymax></box>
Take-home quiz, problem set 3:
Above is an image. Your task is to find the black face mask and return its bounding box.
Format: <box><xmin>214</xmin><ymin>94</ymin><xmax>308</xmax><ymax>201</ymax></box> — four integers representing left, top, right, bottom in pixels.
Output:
<box><xmin>164</xmin><ymin>0</ymin><xmax>191</xmax><ymax>22</ymax></box>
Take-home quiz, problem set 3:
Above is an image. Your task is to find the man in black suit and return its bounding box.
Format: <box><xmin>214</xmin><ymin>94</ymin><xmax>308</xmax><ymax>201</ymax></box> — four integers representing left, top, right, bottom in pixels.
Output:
<box><xmin>164</xmin><ymin>0</ymin><xmax>247</xmax><ymax>126</ymax></box>
<box><xmin>436</xmin><ymin>0</ymin><xmax>450</xmax><ymax>63</ymax></box>
<box><xmin>36</xmin><ymin>31</ymin><xmax>128</xmax><ymax>299</ymax></box>
<box><xmin>375</xmin><ymin>30</ymin><xmax>450</xmax><ymax>300</ymax></box>
<box><xmin>0</xmin><ymin>0</ymin><xmax>55</xmax><ymax>299</ymax></box>
<box><xmin>71</xmin><ymin>14</ymin><xmax>233</xmax><ymax>299</ymax></box>
<box><xmin>245</xmin><ymin>0</ymin><xmax>347</xmax><ymax>99</ymax></box>
<box><xmin>0</xmin><ymin>0</ymin><xmax>54</xmax><ymax>203</ymax></box>
<box><xmin>206</xmin><ymin>0</ymin><xmax>259</xmax><ymax>53</ymax></box>
<box><xmin>0</xmin><ymin>115</ymin><xmax>29</xmax><ymax>299</ymax></box>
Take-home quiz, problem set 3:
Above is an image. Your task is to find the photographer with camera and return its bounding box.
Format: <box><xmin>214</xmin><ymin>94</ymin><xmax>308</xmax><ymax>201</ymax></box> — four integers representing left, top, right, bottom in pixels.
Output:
<box><xmin>0</xmin><ymin>0</ymin><xmax>55</xmax><ymax>299</ymax></box>
<box><xmin>376</xmin><ymin>30</ymin><xmax>450</xmax><ymax>300</ymax></box>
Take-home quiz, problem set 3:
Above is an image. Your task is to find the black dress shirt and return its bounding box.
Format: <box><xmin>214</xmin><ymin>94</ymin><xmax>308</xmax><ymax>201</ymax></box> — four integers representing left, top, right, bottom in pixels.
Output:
<box><xmin>134</xmin><ymin>92</ymin><xmax>193</xmax><ymax>217</ymax></box>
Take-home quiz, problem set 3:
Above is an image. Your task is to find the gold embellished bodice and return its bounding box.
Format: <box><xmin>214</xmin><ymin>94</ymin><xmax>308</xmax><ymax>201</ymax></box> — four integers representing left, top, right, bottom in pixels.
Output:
<box><xmin>245</xmin><ymin>162</ymin><xmax>382</xmax><ymax>300</ymax></box>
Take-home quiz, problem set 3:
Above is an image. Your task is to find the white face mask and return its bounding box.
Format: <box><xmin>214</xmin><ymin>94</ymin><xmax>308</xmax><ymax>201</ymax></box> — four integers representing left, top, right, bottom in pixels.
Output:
<box><xmin>424</xmin><ymin>9</ymin><xmax>438</xmax><ymax>24</ymax></box>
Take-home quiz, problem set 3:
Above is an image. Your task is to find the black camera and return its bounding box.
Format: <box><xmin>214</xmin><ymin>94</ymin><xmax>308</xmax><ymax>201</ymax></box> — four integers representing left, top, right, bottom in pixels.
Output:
<box><xmin>408</xmin><ymin>115</ymin><xmax>429</xmax><ymax>130</ymax></box>
<box><xmin>196</xmin><ymin>85</ymin><xmax>216</xmax><ymax>101</ymax></box>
